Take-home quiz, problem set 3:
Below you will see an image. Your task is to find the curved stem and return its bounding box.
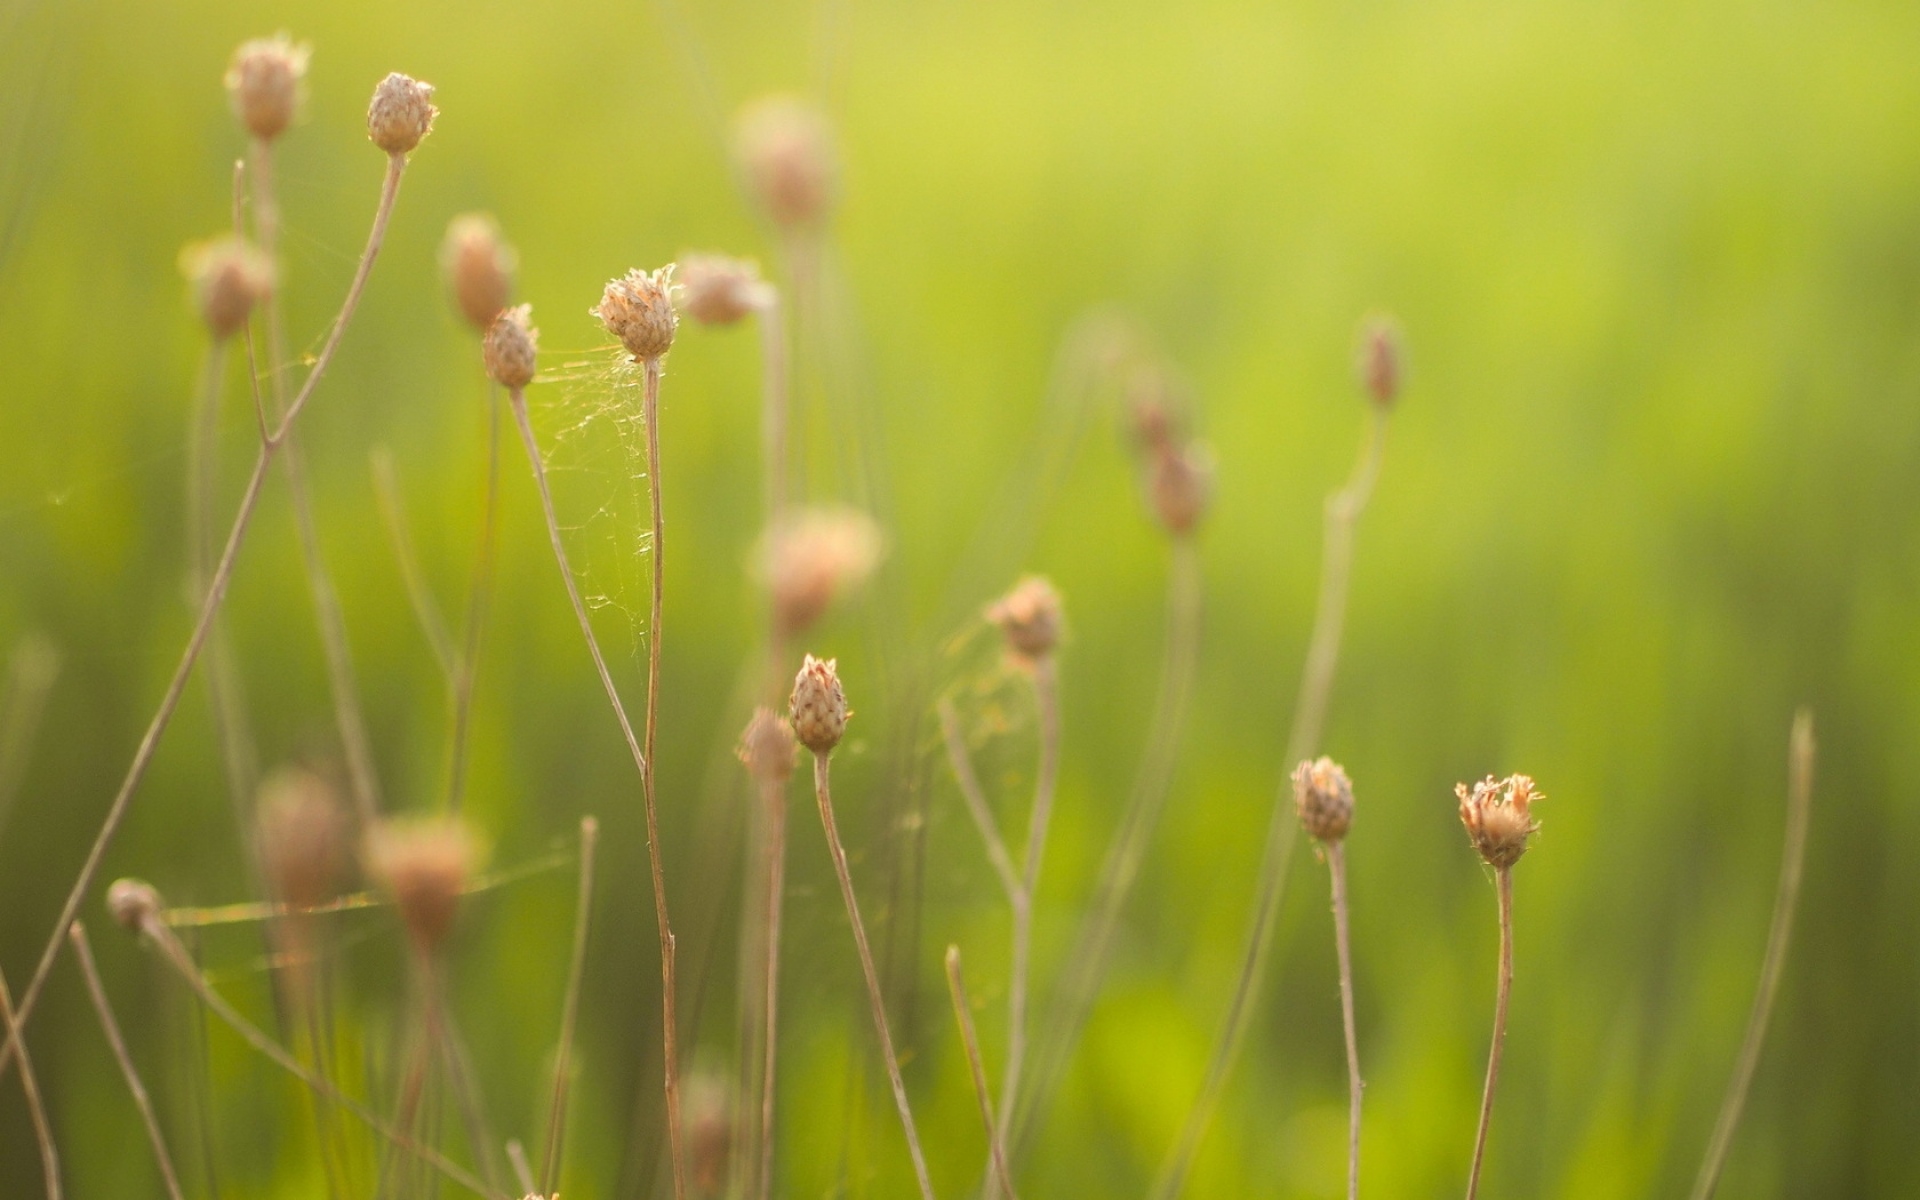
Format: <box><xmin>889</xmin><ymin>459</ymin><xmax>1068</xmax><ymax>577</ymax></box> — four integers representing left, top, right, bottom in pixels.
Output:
<box><xmin>0</xmin><ymin>963</ymin><xmax>59</xmax><ymax>1199</ymax></box>
<box><xmin>995</xmin><ymin>657</ymin><xmax>1059</xmax><ymax>1173</ymax></box>
<box><xmin>1689</xmin><ymin>710</ymin><xmax>1816</xmax><ymax>1200</ymax></box>
<box><xmin>1465</xmin><ymin>867</ymin><xmax>1514</xmax><ymax>1200</ymax></box>
<box><xmin>1328</xmin><ymin>842</ymin><xmax>1361</xmax><ymax>1200</ymax></box>
<box><xmin>446</xmin><ymin>384</ymin><xmax>503</xmax><ymax>812</ymax></box>
<box><xmin>946</xmin><ymin>945</ymin><xmax>1019</xmax><ymax>1200</ymax></box>
<box><xmin>541</xmin><ymin>816</ymin><xmax>600</xmax><ymax>1195</ymax></box>
<box><xmin>937</xmin><ymin>698</ymin><xmax>1020</xmax><ymax>903</ymax></box>
<box><xmin>811</xmin><ymin>754</ymin><xmax>937</xmax><ymax>1200</ymax></box>
<box><xmin>756</xmin><ymin>776</ymin><xmax>788</xmax><ymax>1200</ymax></box>
<box><xmin>69</xmin><ymin>922</ymin><xmax>184</xmax><ymax>1200</ymax></box>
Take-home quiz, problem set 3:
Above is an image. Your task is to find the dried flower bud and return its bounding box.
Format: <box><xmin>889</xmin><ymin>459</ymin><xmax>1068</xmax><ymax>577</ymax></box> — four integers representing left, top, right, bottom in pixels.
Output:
<box><xmin>738</xmin><ymin>706</ymin><xmax>800</xmax><ymax>783</ymax></box>
<box><xmin>1355</xmin><ymin>313</ymin><xmax>1404</xmax><ymax>409</ymax></box>
<box><xmin>441</xmin><ymin>213</ymin><xmax>516</xmax><ymax>332</ymax></box>
<box><xmin>789</xmin><ymin>654</ymin><xmax>850</xmax><ymax>755</ymax></box>
<box><xmin>483</xmin><ymin>304</ymin><xmax>539</xmax><ymax>389</ymax></box>
<box><xmin>107</xmin><ymin>878</ymin><xmax>163</xmax><ymax>934</ymax></box>
<box><xmin>1149</xmin><ymin>441</ymin><xmax>1213</xmax><ymax>537</ymax></box>
<box><xmin>180</xmin><ymin>235</ymin><xmax>273</xmax><ymax>341</ymax></box>
<box><xmin>734</xmin><ymin>95</ymin><xmax>837</xmax><ymax>229</ymax></box>
<box><xmin>1125</xmin><ymin>366</ymin><xmax>1180</xmax><ymax>454</ymax></box>
<box><xmin>677</xmin><ymin>253</ymin><xmax>768</xmax><ymax>326</ymax></box>
<box><xmin>363</xmin><ymin>817</ymin><xmax>479</xmax><ymax>953</ymax></box>
<box><xmin>225</xmin><ymin>34</ymin><xmax>309</xmax><ymax>141</ymax></box>
<box><xmin>987</xmin><ymin>576</ymin><xmax>1064</xmax><ymax>662</ymax></box>
<box><xmin>1455</xmin><ymin>774</ymin><xmax>1542</xmax><ymax>869</ymax></box>
<box><xmin>593</xmin><ymin>266</ymin><xmax>678</xmax><ymax>362</ymax></box>
<box><xmin>758</xmin><ymin>507</ymin><xmax>884</xmax><ymax>637</ymax></box>
<box><xmin>255</xmin><ymin>767</ymin><xmax>348</xmax><ymax>910</ymax></box>
<box><xmin>685</xmin><ymin>1070</ymin><xmax>733</xmax><ymax>1198</ymax></box>
<box><xmin>367</xmin><ymin>72</ymin><xmax>436</xmax><ymax>156</ymax></box>
<box><xmin>1292</xmin><ymin>757</ymin><xmax>1354</xmax><ymax>843</ymax></box>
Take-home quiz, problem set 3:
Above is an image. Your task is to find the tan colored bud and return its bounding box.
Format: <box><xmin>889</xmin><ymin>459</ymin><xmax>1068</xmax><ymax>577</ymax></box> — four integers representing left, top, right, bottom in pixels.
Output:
<box><xmin>738</xmin><ymin>706</ymin><xmax>800</xmax><ymax>784</ymax></box>
<box><xmin>224</xmin><ymin>35</ymin><xmax>309</xmax><ymax>141</ymax></box>
<box><xmin>363</xmin><ymin>817</ymin><xmax>479</xmax><ymax>953</ymax></box>
<box><xmin>758</xmin><ymin>507</ymin><xmax>884</xmax><ymax>637</ymax></box>
<box><xmin>685</xmin><ymin>1070</ymin><xmax>733</xmax><ymax>1198</ymax></box>
<box><xmin>677</xmin><ymin>253</ymin><xmax>768</xmax><ymax>326</ymax></box>
<box><xmin>179</xmin><ymin>235</ymin><xmax>273</xmax><ymax>341</ymax></box>
<box><xmin>734</xmin><ymin>95</ymin><xmax>837</xmax><ymax>229</ymax></box>
<box><xmin>367</xmin><ymin>72</ymin><xmax>436</xmax><ymax>156</ymax></box>
<box><xmin>1149</xmin><ymin>441</ymin><xmax>1213</xmax><ymax>537</ymax></box>
<box><xmin>1355</xmin><ymin>312</ymin><xmax>1404</xmax><ymax>409</ymax></box>
<box><xmin>483</xmin><ymin>304</ymin><xmax>539</xmax><ymax>389</ymax></box>
<box><xmin>1456</xmin><ymin>774</ymin><xmax>1542</xmax><ymax>869</ymax></box>
<box><xmin>255</xmin><ymin>767</ymin><xmax>348</xmax><ymax>910</ymax></box>
<box><xmin>441</xmin><ymin>213</ymin><xmax>516</xmax><ymax>332</ymax></box>
<box><xmin>1292</xmin><ymin>756</ymin><xmax>1354</xmax><ymax>843</ymax></box>
<box><xmin>789</xmin><ymin>654</ymin><xmax>850</xmax><ymax>755</ymax></box>
<box><xmin>593</xmin><ymin>266</ymin><xmax>678</xmax><ymax>362</ymax></box>
<box><xmin>987</xmin><ymin>576</ymin><xmax>1064</xmax><ymax>662</ymax></box>
<box><xmin>107</xmin><ymin>878</ymin><xmax>163</xmax><ymax>934</ymax></box>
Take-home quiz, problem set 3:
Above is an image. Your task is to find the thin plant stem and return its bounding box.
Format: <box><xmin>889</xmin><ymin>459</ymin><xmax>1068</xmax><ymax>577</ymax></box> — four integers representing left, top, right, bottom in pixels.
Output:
<box><xmin>507</xmin><ymin>1139</ymin><xmax>536</xmax><ymax>1196</ymax></box>
<box><xmin>370</xmin><ymin>446</ymin><xmax>458</xmax><ymax>678</ymax></box>
<box><xmin>811</xmin><ymin>753</ymin><xmax>937</xmax><ymax>1200</ymax></box>
<box><xmin>945</xmin><ymin>945</ymin><xmax>1018</xmax><ymax>1200</ymax></box>
<box><xmin>756</xmin><ymin>775</ymin><xmax>788</xmax><ymax>1200</ymax></box>
<box><xmin>1465</xmin><ymin>866</ymin><xmax>1514</xmax><ymax>1200</ymax></box>
<box><xmin>1153</xmin><ymin>408</ymin><xmax>1387</xmax><ymax>1198</ymax></box>
<box><xmin>0</xmin><ymin>963</ymin><xmax>59</xmax><ymax>1200</ymax></box>
<box><xmin>68</xmin><ymin>921</ymin><xmax>185</xmax><ymax>1200</ymax></box>
<box><xmin>161</xmin><ymin>849</ymin><xmax>570</xmax><ymax>928</ymax></box>
<box><xmin>1327</xmin><ymin>841</ymin><xmax>1361</xmax><ymax>1200</ymax></box>
<box><xmin>0</xmin><ymin>154</ymin><xmax>407</xmax><ymax>1079</ymax></box>
<box><xmin>0</xmin><ymin>634</ymin><xmax>60</xmax><ymax>838</ymax></box>
<box><xmin>995</xmin><ymin>657</ymin><xmax>1060</xmax><ymax>1177</ymax></box>
<box><xmin>541</xmin><ymin>816</ymin><xmax>601</xmax><ymax>1195</ymax></box>
<box><xmin>135</xmin><ymin>913</ymin><xmax>503</xmax><ymax>1198</ymax></box>
<box><xmin>431</xmin><ymin>972</ymin><xmax>506</xmax><ymax>1195</ymax></box>
<box><xmin>506</xmin><ymin>380</ymin><xmax>686</xmax><ymax>1198</ymax></box>
<box><xmin>446</xmin><ymin>383</ymin><xmax>504</xmax><ymax>812</ymax></box>
<box><xmin>1689</xmin><ymin>709</ymin><xmax>1817</xmax><ymax>1200</ymax></box>
<box><xmin>936</xmin><ymin>698</ymin><xmax>1020</xmax><ymax>902</ymax></box>
<box><xmin>758</xmin><ymin>288</ymin><xmax>789</xmax><ymax>532</ymax></box>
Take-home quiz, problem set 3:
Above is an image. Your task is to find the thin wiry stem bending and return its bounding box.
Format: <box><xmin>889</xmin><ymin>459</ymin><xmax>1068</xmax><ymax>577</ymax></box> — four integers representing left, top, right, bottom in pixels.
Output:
<box><xmin>758</xmin><ymin>288</ymin><xmax>790</xmax><ymax>532</ymax></box>
<box><xmin>136</xmin><ymin>915</ymin><xmax>504</xmax><ymax>1199</ymax></box>
<box><xmin>69</xmin><ymin>922</ymin><xmax>185</xmax><ymax>1200</ymax></box>
<box><xmin>507</xmin><ymin>380</ymin><xmax>687</xmax><ymax>1199</ymax></box>
<box><xmin>1016</xmin><ymin>536</ymin><xmax>1201</xmax><ymax>1154</ymax></box>
<box><xmin>811</xmin><ymin>754</ymin><xmax>937</xmax><ymax>1200</ymax></box>
<box><xmin>937</xmin><ymin>699</ymin><xmax>1021</xmax><ymax>902</ymax></box>
<box><xmin>541</xmin><ymin>816</ymin><xmax>600</xmax><ymax>1196</ymax></box>
<box><xmin>996</xmin><ymin>658</ymin><xmax>1060</xmax><ymax>1173</ymax></box>
<box><xmin>1690</xmin><ymin>710</ymin><xmax>1817</xmax><ymax>1200</ymax></box>
<box><xmin>0</xmin><ymin>963</ymin><xmax>59</xmax><ymax>1200</ymax></box>
<box><xmin>0</xmin><ymin>154</ymin><xmax>408</xmax><ymax>1080</ymax></box>
<box><xmin>1153</xmin><ymin>409</ymin><xmax>1387</xmax><ymax>1198</ymax></box>
<box><xmin>1466</xmin><ymin>867</ymin><xmax>1514</xmax><ymax>1200</ymax></box>
<box><xmin>756</xmin><ymin>776</ymin><xmax>788</xmax><ymax>1200</ymax></box>
<box><xmin>370</xmin><ymin>447</ymin><xmax>458</xmax><ymax>678</ymax></box>
<box><xmin>446</xmin><ymin>385</ymin><xmax>504</xmax><ymax>812</ymax></box>
<box><xmin>1328</xmin><ymin>842</ymin><xmax>1362</xmax><ymax>1200</ymax></box>
<box><xmin>946</xmin><ymin>946</ymin><xmax>1019</xmax><ymax>1200</ymax></box>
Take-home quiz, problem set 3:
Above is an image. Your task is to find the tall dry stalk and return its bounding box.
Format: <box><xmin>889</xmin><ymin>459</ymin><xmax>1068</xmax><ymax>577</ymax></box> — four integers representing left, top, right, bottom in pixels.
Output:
<box><xmin>0</xmin><ymin>963</ymin><xmax>59</xmax><ymax>1199</ymax></box>
<box><xmin>1690</xmin><ymin>709</ymin><xmax>1816</xmax><ymax>1200</ymax></box>
<box><xmin>1466</xmin><ymin>866</ymin><xmax>1514</xmax><ymax>1200</ymax></box>
<box><xmin>946</xmin><ymin>945</ymin><xmax>1019</xmax><ymax>1200</ymax></box>
<box><xmin>69</xmin><ymin>921</ymin><xmax>185</xmax><ymax>1200</ymax></box>
<box><xmin>540</xmin><ymin>816</ymin><xmax>601</xmax><ymax>1195</ymax></box>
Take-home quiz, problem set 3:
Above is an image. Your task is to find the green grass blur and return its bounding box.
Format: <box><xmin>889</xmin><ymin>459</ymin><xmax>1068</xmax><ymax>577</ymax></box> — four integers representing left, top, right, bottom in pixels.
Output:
<box><xmin>2</xmin><ymin>0</ymin><xmax>1918</xmax><ymax>1195</ymax></box>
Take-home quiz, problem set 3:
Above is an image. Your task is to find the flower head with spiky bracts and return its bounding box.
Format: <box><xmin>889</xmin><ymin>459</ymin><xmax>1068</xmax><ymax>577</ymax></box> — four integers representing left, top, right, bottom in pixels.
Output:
<box><xmin>1456</xmin><ymin>774</ymin><xmax>1542</xmax><ymax>869</ymax></box>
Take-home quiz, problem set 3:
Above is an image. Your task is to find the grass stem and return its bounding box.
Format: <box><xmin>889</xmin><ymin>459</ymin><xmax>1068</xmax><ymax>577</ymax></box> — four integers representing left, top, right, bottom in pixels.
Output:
<box><xmin>0</xmin><ymin>961</ymin><xmax>60</xmax><ymax>1199</ymax></box>
<box><xmin>1465</xmin><ymin>865</ymin><xmax>1514</xmax><ymax>1200</ymax></box>
<box><xmin>946</xmin><ymin>945</ymin><xmax>1019</xmax><ymax>1200</ymax></box>
<box><xmin>1328</xmin><ymin>841</ymin><xmax>1361</xmax><ymax>1200</ymax></box>
<box><xmin>69</xmin><ymin>921</ymin><xmax>183</xmax><ymax>1200</ymax></box>
<box><xmin>756</xmin><ymin>775</ymin><xmax>788</xmax><ymax>1200</ymax></box>
<box><xmin>541</xmin><ymin>815</ymin><xmax>600</xmax><ymax>1195</ymax></box>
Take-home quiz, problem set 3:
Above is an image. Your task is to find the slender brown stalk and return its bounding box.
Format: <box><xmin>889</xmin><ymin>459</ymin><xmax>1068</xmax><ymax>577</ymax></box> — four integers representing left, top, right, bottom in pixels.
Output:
<box><xmin>0</xmin><ymin>963</ymin><xmax>59</xmax><ymax>1199</ymax></box>
<box><xmin>996</xmin><ymin>657</ymin><xmax>1059</xmax><ymax>1167</ymax></box>
<box><xmin>446</xmin><ymin>384</ymin><xmax>503</xmax><ymax>812</ymax></box>
<box><xmin>370</xmin><ymin>447</ymin><xmax>458</xmax><ymax>677</ymax></box>
<box><xmin>506</xmin><ymin>381</ymin><xmax>686</xmax><ymax>1198</ymax></box>
<box><xmin>811</xmin><ymin>753</ymin><xmax>936</xmax><ymax>1199</ymax></box>
<box><xmin>1690</xmin><ymin>710</ymin><xmax>1816</xmax><ymax>1200</ymax></box>
<box><xmin>758</xmin><ymin>289</ymin><xmax>789</xmax><ymax>531</ymax></box>
<box><xmin>0</xmin><ymin>154</ymin><xmax>407</xmax><ymax>1079</ymax></box>
<box><xmin>946</xmin><ymin>945</ymin><xmax>1018</xmax><ymax>1200</ymax></box>
<box><xmin>506</xmin><ymin>1139</ymin><xmax>536</xmax><ymax>1196</ymax></box>
<box><xmin>541</xmin><ymin>816</ymin><xmax>600</xmax><ymax>1195</ymax></box>
<box><xmin>1327</xmin><ymin>842</ymin><xmax>1361</xmax><ymax>1200</ymax></box>
<box><xmin>1153</xmin><ymin>408</ymin><xmax>1386</xmax><ymax>1198</ymax></box>
<box><xmin>1465</xmin><ymin>866</ymin><xmax>1514</xmax><ymax>1200</ymax></box>
<box><xmin>69</xmin><ymin>922</ymin><xmax>184</xmax><ymax>1200</ymax></box>
<box><xmin>756</xmin><ymin>775</ymin><xmax>788</xmax><ymax>1200</ymax></box>
<box><xmin>936</xmin><ymin>698</ymin><xmax>1020</xmax><ymax>902</ymax></box>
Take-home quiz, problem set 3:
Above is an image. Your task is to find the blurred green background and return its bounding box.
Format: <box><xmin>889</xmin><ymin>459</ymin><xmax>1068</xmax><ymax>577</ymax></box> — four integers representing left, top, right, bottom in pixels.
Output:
<box><xmin>2</xmin><ymin>0</ymin><xmax>1918</xmax><ymax>1195</ymax></box>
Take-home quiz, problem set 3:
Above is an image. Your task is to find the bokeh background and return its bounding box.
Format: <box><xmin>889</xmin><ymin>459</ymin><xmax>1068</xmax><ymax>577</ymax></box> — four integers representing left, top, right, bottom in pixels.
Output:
<box><xmin>2</xmin><ymin>0</ymin><xmax>1918</xmax><ymax>1195</ymax></box>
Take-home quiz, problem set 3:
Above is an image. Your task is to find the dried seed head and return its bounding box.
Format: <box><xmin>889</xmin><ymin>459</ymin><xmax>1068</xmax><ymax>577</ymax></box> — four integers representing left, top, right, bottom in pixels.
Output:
<box><xmin>987</xmin><ymin>575</ymin><xmax>1064</xmax><ymax>663</ymax></box>
<box><xmin>441</xmin><ymin>213</ymin><xmax>517</xmax><ymax>332</ymax></box>
<box><xmin>758</xmin><ymin>507</ymin><xmax>884</xmax><ymax>637</ymax></box>
<box><xmin>1456</xmin><ymin>774</ymin><xmax>1542</xmax><ymax>870</ymax></box>
<box><xmin>737</xmin><ymin>706</ymin><xmax>800</xmax><ymax>784</ymax></box>
<box><xmin>255</xmin><ymin>767</ymin><xmax>348</xmax><ymax>910</ymax></box>
<box><xmin>107</xmin><ymin>878</ymin><xmax>163</xmax><ymax>934</ymax></box>
<box><xmin>366</xmin><ymin>72</ymin><xmax>436</xmax><ymax>156</ymax></box>
<box><xmin>224</xmin><ymin>34</ymin><xmax>309</xmax><ymax>141</ymax></box>
<box><xmin>1292</xmin><ymin>757</ymin><xmax>1354</xmax><ymax>843</ymax></box>
<box><xmin>1355</xmin><ymin>312</ymin><xmax>1404</xmax><ymax>409</ymax></box>
<box><xmin>677</xmin><ymin>253</ymin><xmax>768</xmax><ymax>326</ymax></box>
<box><xmin>363</xmin><ymin>817</ymin><xmax>479</xmax><ymax>953</ymax></box>
<box><xmin>1149</xmin><ymin>441</ymin><xmax>1213</xmax><ymax>537</ymax></box>
<box><xmin>789</xmin><ymin>654</ymin><xmax>850</xmax><ymax>755</ymax></box>
<box><xmin>483</xmin><ymin>304</ymin><xmax>539</xmax><ymax>389</ymax></box>
<box><xmin>685</xmin><ymin>1070</ymin><xmax>733</xmax><ymax>1198</ymax></box>
<box><xmin>734</xmin><ymin>95</ymin><xmax>837</xmax><ymax>229</ymax></box>
<box><xmin>180</xmin><ymin>235</ymin><xmax>273</xmax><ymax>341</ymax></box>
<box><xmin>593</xmin><ymin>266</ymin><xmax>678</xmax><ymax>362</ymax></box>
